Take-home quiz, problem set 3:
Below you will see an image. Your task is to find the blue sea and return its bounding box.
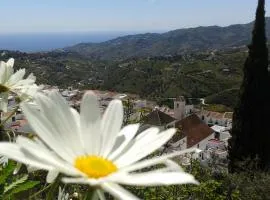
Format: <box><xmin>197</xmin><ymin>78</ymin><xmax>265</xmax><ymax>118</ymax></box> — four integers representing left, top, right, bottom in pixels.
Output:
<box><xmin>0</xmin><ymin>32</ymin><xmax>134</xmax><ymax>52</ymax></box>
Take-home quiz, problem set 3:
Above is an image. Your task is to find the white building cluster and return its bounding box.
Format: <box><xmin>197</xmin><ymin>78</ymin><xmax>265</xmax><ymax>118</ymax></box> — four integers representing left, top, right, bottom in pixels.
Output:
<box><xmin>142</xmin><ymin>96</ymin><xmax>232</xmax><ymax>167</ymax></box>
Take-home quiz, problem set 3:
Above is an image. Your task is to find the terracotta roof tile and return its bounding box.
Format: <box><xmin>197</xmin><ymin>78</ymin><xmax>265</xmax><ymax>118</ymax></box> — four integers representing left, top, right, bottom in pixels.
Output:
<box><xmin>175</xmin><ymin>114</ymin><xmax>214</xmax><ymax>148</ymax></box>
<box><xmin>142</xmin><ymin>110</ymin><xmax>176</xmax><ymax>126</ymax></box>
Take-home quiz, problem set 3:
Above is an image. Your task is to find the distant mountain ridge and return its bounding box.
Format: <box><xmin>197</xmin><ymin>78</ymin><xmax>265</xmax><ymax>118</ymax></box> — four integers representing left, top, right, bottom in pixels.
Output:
<box><xmin>65</xmin><ymin>17</ymin><xmax>270</xmax><ymax>60</ymax></box>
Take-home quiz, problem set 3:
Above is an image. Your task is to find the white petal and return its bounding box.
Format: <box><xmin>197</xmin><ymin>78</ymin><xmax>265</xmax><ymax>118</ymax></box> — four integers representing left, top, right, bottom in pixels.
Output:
<box><xmin>7</xmin><ymin>68</ymin><xmax>25</xmax><ymax>86</ymax></box>
<box><xmin>27</xmin><ymin>73</ymin><xmax>36</xmax><ymax>81</ymax></box>
<box><xmin>80</xmin><ymin>92</ymin><xmax>101</xmax><ymax>154</ymax></box>
<box><xmin>108</xmin><ymin>124</ymin><xmax>139</xmax><ymax>160</ymax></box>
<box><xmin>6</xmin><ymin>58</ymin><xmax>14</xmax><ymax>67</ymax></box>
<box><xmin>115</xmin><ymin>128</ymin><xmax>175</xmax><ymax>167</ymax></box>
<box><xmin>113</xmin><ymin>172</ymin><xmax>198</xmax><ymax>186</ymax></box>
<box><xmin>135</xmin><ymin>127</ymin><xmax>160</xmax><ymax>141</ymax></box>
<box><xmin>131</xmin><ymin>127</ymin><xmax>160</xmax><ymax>149</ymax></box>
<box><xmin>70</xmin><ymin>108</ymin><xmax>80</xmax><ymax>128</ymax></box>
<box><xmin>127</xmin><ymin>159</ymin><xmax>182</xmax><ymax>174</ymax></box>
<box><xmin>21</xmin><ymin>102</ymin><xmax>76</xmax><ymax>163</ymax></box>
<box><xmin>16</xmin><ymin>136</ymin><xmax>80</xmax><ymax>176</ymax></box>
<box><xmin>18</xmin><ymin>85</ymin><xmax>39</xmax><ymax>101</ymax></box>
<box><xmin>112</xmin><ymin>127</ymin><xmax>160</xmax><ymax>163</ymax></box>
<box><xmin>0</xmin><ymin>92</ymin><xmax>8</xmax><ymax>112</ymax></box>
<box><xmin>5</xmin><ymin>58</ymin><xmax>14</xmax><ymax>80</ymax></box>
<box><xmin>0</xmin><ymin>155</ymin><xmax>8</xmax><ymax>166</ymax></box>
<box><xmin>0</xmin><ymin>143</ymin><xmax>54</xmax><ymax>170</ymax></box>
<box><xmin>62</xmin><ymin>177</ymin><xmax>98</xmax><ymax>185</ymax></box>
<box><xmin>100</xmin><ymin>100</ymin><xmax>123</xmax><ymax>157</ymax></box>
<box><xmin>46</xmin><ymin>170</ymin><xmax>59</xmax><ymax>183</ymax></box>
<box><xmin>11</xmin><ymin>79</ymin><xmax>35</xmax><ymax>89</ymax></box>
<box><xmin>120</xmin><ymin>148</ymin><xmax>197</xmax><ymax>173</ymax></box>
<box><xmin>0</xmin><ymin>61</ymin><xmax>7</xmax><ymax>84</ymax></box>
<box><xmin>163</xmin><ymin>159</ymin><xmax>183</xmax><ymax>171</ymax></box>
<box><xmin>29</xmin><ymin>92</ymin><xmax>83</xmax><ymax>157</ymax></box>
<box><xmin>27</xmin><ymin>166</ymin><xmax>39</xmax><ymax>173</ymax></box>
<box><xmin>101</xmin><ymin>182</ymin><xmax>140</xmax><ymax>200</ymax></box>
<box><xmin>13</xmin><ymin>163</ymin><xmax>22</xmax><ymax>175</ymax></box>
<box><xmin>46</xmin><ymin>91</ymin><xmax>83</xmax><ymax>155</ymax></box>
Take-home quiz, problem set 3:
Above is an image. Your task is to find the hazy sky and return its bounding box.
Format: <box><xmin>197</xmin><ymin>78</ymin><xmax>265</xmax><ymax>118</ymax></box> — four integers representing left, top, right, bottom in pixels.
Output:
<box><xmin>1</xmin><ymin>0</ymin><xmax>269</xmax><ymax>33</ymax></box>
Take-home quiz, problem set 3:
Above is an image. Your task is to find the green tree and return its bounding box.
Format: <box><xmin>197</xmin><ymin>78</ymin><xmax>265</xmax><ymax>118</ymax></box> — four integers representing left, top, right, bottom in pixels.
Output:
<box><xmin>228</xmin><ymin>0</ymin><xmax>270</xmax><ymax>172</ymax></box>
<box><xmin>123</xmin><ymin>98</ymin><xmax>134</xmax><ymax>125</ymax></box>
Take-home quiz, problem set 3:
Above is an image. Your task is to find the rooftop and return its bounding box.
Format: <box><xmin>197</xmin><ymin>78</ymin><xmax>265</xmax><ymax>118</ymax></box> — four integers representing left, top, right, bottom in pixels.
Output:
<box><xmin>142</xmin><ymin>109</ymin><xmax>176</xmax><ymax>126</ymax></box>
<box><xmin>175</xmin><ymin>114</ymin><xmax>214</xmax><ymax>148</ymax></box>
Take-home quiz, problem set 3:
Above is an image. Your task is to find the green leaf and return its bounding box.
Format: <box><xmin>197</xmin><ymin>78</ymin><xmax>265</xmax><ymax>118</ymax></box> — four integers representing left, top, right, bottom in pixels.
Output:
<box><xmin>4</xmin><ymin>180</ymin><xmax>40</xmax><ymax>199</ymax></box>
<box><xmin>45</xmin><ymin>176</ymin><xmax>60</xmax><ymax>200</ymax></box>
<box><xmin>0</xmin><ymin>161</ymin><xmax>16</xmax><ymax>185</ymax></box>
<box><xmin>4</xmin><ymin>174</ymin><xmax>28</xmax><ymax>194</ymax></box>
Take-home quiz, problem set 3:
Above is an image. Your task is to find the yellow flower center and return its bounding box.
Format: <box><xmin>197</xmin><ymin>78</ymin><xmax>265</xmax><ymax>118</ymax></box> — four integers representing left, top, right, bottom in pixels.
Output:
<box><xmin>74</xmin><ymin>155</ymin><xmax>117</xmax><ymax>178</ymax></box>
<box><xmin>0</xmin><ymin>84</ymin><xmax>9</xmax><ymax>93</ymax></box>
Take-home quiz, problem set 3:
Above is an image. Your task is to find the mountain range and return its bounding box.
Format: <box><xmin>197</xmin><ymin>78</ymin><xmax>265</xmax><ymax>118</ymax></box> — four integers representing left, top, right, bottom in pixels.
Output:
<box><xmin>65</xmin><ymin>17</ymin><xmax>270</xmax><ymax>60</ymax></box>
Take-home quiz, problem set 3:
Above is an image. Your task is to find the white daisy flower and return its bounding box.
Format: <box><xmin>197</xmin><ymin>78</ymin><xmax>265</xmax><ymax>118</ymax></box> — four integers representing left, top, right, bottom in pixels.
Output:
<box><xmin>0</xmin><ymin>91</ymin><xmax>198</xmax><ymax>200</ymax></box>
<box><xmin>0</xmin><ymin>58</ymin><xmax>39</xmax><ymax>112</ymax></box>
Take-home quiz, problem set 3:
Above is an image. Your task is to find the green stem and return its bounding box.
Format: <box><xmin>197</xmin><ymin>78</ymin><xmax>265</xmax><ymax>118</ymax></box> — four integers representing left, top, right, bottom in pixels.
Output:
<box><xmin>84</xmin><ymin>187</ymin><xmax>98</xmax><ymax>200</ymax></box>
<box><xmin>0</xmin><ymin>106</ymin><xmax>19</xmax><ymax>126</ymax></box>
<box><xmin>97</xmin><ymin>189</ymin><xmax>106</xmax><ymax>200</ymax></box>
<box><xmin>29</xmin><ymin>183</ymin><xmax>53</xmax><ymax>199</ymax></box>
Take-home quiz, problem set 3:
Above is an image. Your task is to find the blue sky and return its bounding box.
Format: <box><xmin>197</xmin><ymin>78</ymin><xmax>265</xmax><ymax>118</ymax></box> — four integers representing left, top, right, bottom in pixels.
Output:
<box><xmin>1</xmin><ymin>0</ymin><xmax>269</xmax><ymax>33</ymax></box>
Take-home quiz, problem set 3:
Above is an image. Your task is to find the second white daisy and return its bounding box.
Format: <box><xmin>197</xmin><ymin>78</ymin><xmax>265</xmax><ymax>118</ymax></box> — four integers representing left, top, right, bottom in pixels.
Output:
<box><xmin>0</xmin><ymin>58</ymin><xmax>39</xmax><ymax>111</ymax></box>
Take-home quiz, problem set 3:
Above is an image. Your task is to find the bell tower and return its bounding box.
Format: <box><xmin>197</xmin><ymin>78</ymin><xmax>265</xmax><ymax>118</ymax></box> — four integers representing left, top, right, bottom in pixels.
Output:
<box><xmin>174</xmin><ymin>96</ymin><xmax>186</xmax><ymax>120</ymax></box>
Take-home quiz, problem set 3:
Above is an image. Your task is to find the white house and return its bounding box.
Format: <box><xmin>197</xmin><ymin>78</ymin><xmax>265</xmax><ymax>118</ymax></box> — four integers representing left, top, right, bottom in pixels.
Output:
<box><xmin>198</xmin><ymin>139</ymin><xmax>228</xmax><ymax>167</ymax></box>
<box><xmin>211</xmin><ymin>125</ymin><xmax>231</xmax><ymax>142</ymax></box>
<box><xmin>165</xmin><ymin>114</ymin><xmax>215</xmax><ymax>152</ymax></box>
<box><xmin>197</xmin><ymin>110</ymin><xmax>233</xmax><ymax>127</ymax></box>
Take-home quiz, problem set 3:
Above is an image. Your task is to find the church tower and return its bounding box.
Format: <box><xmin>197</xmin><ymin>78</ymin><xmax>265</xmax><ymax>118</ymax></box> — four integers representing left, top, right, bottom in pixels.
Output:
<box><xmin>174</xmin><ymin>96</ymin><xmax>186</xmax><ymax>120</ymax></box>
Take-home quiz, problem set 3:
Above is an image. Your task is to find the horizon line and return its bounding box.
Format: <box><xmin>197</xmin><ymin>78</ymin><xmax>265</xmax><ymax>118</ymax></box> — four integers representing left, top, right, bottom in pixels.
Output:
<box><xmin>1</xmin><ymin>16</ymin><xmax>269</xmax><ymax>35</ymax></box>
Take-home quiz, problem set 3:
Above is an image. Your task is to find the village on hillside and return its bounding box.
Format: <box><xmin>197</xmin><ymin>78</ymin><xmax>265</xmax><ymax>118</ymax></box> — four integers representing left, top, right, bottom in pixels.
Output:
<box><xmin>4</xmin><ymin>85</ymin><xmax>232</xmax><ymax>170</ymax></box>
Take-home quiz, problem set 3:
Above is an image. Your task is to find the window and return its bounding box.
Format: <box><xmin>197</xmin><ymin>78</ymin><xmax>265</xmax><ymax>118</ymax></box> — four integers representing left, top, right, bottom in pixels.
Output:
<box><xmin>215</xmin><ymin>132</ymin><xmax>220</xmax><ymax>139</ymax></box>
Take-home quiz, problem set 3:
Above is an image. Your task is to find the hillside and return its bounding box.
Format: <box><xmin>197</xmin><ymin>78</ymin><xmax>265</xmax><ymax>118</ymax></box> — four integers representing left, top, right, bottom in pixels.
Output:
<box><xmin>101</xmin><ymin>50</ymin><xmax>246</xmax><ymax>104</ymax></box>
<box><xmin>3</xmin><ymin>18</ymin><xmax>270</xmax><ymax>108</ymax></box>
<box><xmin>65</xmin><ymin>18</ymin><xmax>270</xmax><ymax>60</ymax></box>
<box><xmin>0</xmin><ymin>47</ymin><xmax>250</xmax><ymax>108</ymax></box>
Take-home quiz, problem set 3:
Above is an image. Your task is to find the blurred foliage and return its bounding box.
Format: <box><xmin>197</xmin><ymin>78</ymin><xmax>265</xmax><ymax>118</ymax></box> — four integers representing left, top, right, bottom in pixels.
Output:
<box><xmin>122</xmin><ymin>160</ymin><xmax>270</xmax><ymax>200</ymax></box>
<box><xmin>204</xmin><ymin>88</ymin><xmax>239</xmax><ymax>109</ymax></box>
<box><xmin>0</xmin><ymin>161</ymin><xmax>39</xmax><ymax>200</ymax></box>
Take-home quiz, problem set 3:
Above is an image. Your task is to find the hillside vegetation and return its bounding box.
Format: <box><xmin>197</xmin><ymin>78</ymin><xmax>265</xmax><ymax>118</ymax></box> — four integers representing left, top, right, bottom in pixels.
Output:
<box><xmin>0</xmin><ymin>47</ymin><xmax>250</xmax><ymax>108</ymax></box>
